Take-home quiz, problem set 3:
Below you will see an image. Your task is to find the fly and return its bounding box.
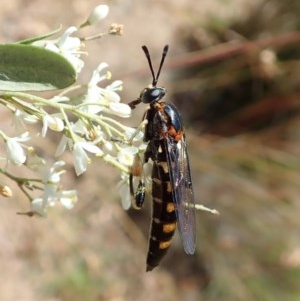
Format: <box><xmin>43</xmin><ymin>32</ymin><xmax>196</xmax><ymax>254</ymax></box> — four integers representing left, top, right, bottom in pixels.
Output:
<box><xmin>129</xmin><ymin>45</ymin><xmax>196</xmax><ymax>271</ymax></box>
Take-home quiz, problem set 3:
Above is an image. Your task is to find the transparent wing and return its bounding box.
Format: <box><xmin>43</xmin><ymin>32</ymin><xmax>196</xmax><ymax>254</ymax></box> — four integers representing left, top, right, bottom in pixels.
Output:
<box><xmin>164</xmin><ymin>134</ymin><xmax>196</xmax><ymax>254</ymax></box>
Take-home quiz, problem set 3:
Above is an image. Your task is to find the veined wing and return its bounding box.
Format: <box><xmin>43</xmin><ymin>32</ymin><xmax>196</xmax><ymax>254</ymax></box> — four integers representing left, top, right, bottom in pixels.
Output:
<box><xmin>164</xmin><ymin>134</ymin><xmax>196</xmax><ymax>254</ymax></box>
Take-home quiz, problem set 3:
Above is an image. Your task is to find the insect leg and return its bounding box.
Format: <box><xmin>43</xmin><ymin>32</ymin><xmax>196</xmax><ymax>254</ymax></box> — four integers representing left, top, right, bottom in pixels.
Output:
<box><xmin>127</xmin><ymin>119</ymin><xmax>148</xmax><ymax>145</ymax></box>
<box><xmin>130</xmin><ymin>154</ymin><xmax>146</xmax><ymax>209</ymax></box>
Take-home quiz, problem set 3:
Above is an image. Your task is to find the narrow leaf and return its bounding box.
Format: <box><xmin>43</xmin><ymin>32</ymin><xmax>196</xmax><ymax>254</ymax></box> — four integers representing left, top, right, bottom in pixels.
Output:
<box><xmin>18</xmin><ymin>25</ymin><xmax>62</xmax><ymax>45</ymax></box>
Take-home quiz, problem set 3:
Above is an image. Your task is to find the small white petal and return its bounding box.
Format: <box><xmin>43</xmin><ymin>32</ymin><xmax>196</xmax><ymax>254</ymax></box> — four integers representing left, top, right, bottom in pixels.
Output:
<box><xmin>18</xmin><ymin>132</ymin><xmax>31</xmax><ymax>141</ymax></box>
<box><xmin>31</xmin><ymin>198</ymin><xmax>47</xmax><ymax>217</ymax></box>
<box><xmin>59</xmin><ymin>190</ymin><xmax>78</xmax><ymax>209</ymax></box>
<box><xmin>80</xmin><ymin>141</ymin><xmax>103</xmax><ymax>155</ymax></box>
<box><xmin>45</xmin><ymin>43</ymin><xmax>59</xmax><ymax>53</ymax></box>
<box><xmin>87</xmin><ymin>63</ymin><xmax>109</xmax><ymax>88</ymax></box>
<box><xmin>60</xmin><ymin>198</ymin><xmax>73</xmax><ymax>209</ymax></box>
<box><xmin>26</xmin><ymin>148</ymin><xmax>46</xmax><ymax>170</ymax></box>
<box><xmin>124</xmin><ymin>127</ymin><xmax>144</xmax><ymax>141</ymax></box>
<box><xmin>7</xmin><ymin>139</ymin><xmax>26</xmax><ymax>165</ymax></box>
<box><xmin>49</xmin><ymin>117</ymin><xmax>64</xmax><ymax>132</ymax></box>
<box><xmin>13</xmin><ymin>110</ymin><xmax>38</xmax><ymax>131</ymax></box>
<box><xmin>106</xmin><ymin>80</ymin><xmax>123</xmax><ymax>91</ymax></box>
<box><xmin>104</xmin><ymin>90</ymin><xmax>121</xmax><ymax>103</ymax></box>
<box><xmin>42</xmin><ymin>116</ymin><xmax>49</xmax><ymax>137</ymax></box>
<box><xmin>58</xmin><ymin>26</ymin><xmax>78</xmax><ymax>48</ymax></box>
<box><xmin>117</xmin><ymin>180</ymin><xmax>131</xmax><ymax>210</ymax></box>
<box><xmin>108</xmin><ymin>103</ymin><xmax>131</xmax><ymax>118</ymax></box>
<box><xmin>117</xmin><ymin>146</ymin><xmax>138</xmax><ymax>166</ymax></box>
<box><xmin>53</xmin><ymin>160</ymin><xmax>66</xmax><ymax>169</ymax></box>
<box><xmin>55</xmin><ymin>136</ymin><xmax>71</xmax><ymax>157</ymax></box>
<box><xmin>43</xmin><ymin>160</ymin><xmax>66</xmax><ymax>184</ymax></box>
<box><xmin>42</xmin><ymin>185</ymin><xmax>56</xmax><ymax>206</ymax></box>
<box><xmin>73</xmin><ymin>142</ymin><xmax>90</xmax><ymax>176</ymax></box>
<box><xmin>46</xmin><ymin>171</ymin><xmax>61</xmax><ymax>184</ymax></box>
<box><xmin>95</xmin><ymin>62</ymin><xmax>109</xmax><ymax>75</ymax></box>
<box><xmin>51</xmin><ymin>96</ymin><xmax>70</xmax><ymax>103</ymax></box>
<box><xmin>103</xmin><ymin>140</ymin><xmax>116</xmax><ymax>155</ymax></box>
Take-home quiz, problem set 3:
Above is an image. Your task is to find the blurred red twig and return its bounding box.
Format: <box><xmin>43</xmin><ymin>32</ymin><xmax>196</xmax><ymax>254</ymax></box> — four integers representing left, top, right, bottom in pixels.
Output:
<box><xmin>207</xmin><ymin>92</ymin><xmax>300</xmax><ymax>136</ymax></box>
<box><xmin>167</xmin><ymin>31</ymin><xmax>300</xmax><ymax>69</ymax></box>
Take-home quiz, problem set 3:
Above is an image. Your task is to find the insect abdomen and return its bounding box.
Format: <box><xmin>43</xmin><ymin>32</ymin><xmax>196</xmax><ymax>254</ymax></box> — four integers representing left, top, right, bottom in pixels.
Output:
<box><xmin>146</xmin><ymin>158</ymin><xmax>177</xmax><ymax>272</ymax></box>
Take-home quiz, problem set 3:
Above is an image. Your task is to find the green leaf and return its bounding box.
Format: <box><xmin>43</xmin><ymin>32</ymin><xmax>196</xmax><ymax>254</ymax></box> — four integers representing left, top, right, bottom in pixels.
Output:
<box><xmin>0</xmin><ymin>44</ymin><xmax>77</xmax><ymax>91</ymax></box>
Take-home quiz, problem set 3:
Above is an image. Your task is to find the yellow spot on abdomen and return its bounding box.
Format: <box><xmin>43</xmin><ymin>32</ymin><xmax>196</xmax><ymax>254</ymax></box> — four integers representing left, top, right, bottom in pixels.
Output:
<box><xmin>166</xmin><ymin>202</ymin><xmax>175</xmax><ymax>212</ymax></box>
<box><xmin>163</xmin><ymin>223</ymin><xmax>176</xmax><ymax>233</ymax></box>
<box><xmin>159</xmin><ymin>240</ymin><xmax>172</xmax><ymax>249</ymax></box>
<box><xmin>166</xmin><ymin>181</ymin><xmax>171</xmax><ymax>192</ymax></box>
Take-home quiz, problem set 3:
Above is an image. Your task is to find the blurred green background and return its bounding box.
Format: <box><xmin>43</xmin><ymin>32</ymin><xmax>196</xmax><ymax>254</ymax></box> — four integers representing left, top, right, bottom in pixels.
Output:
<box><xmin>1</xmin><ymin>0</ymin><xmax>300</xmax><ymax>300</ymax></box>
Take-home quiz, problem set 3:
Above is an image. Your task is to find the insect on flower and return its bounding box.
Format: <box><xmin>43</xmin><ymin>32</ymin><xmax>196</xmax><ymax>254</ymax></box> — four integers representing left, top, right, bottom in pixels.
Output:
<box><xmin>129</xmin><ymin>45</ymin><xmax>196</xmax><ymax>271</ymax></box>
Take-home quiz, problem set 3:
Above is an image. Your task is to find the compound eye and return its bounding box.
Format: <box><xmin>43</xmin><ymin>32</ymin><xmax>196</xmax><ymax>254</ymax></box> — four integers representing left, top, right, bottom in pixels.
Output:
<box><xmin>140</xmin><ymin>87</ymin><xmax>165</xmax><ymax>104</ymax></box>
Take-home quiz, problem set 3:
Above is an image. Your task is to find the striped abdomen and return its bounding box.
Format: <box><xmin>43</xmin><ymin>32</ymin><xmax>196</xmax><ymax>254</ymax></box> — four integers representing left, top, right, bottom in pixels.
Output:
<box><xmin>146</xmin><ymin>155</ymin><xmax>177</xmax><ymax>272</ymax></box>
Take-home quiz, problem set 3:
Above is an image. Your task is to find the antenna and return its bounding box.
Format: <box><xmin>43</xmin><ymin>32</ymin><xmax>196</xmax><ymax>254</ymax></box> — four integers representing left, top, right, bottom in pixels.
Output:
<box><xmin>142</xmin><ymin>45</ymin><xmax>169</xmax><ymax>87</ymax></box>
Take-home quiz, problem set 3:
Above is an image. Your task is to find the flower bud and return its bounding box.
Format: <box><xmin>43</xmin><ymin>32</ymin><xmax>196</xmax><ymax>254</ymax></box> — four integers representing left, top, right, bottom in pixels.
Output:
<box><xmin>82</xmin><ymin>5</ymin><xmax>109</xmax><ymax>27</ymax></box>
<box><xmin>0</xmin><ymin>183</ymin><xmax>12</xmax><ymax>198</ymax></box>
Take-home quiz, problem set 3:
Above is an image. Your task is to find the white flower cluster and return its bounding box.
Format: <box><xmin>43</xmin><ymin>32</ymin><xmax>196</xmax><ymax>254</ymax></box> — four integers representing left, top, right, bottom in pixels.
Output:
<box><xmin>0</xmin><ymin>5</ymin><xmax>143</xmax><ymax>216</ymax></box>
